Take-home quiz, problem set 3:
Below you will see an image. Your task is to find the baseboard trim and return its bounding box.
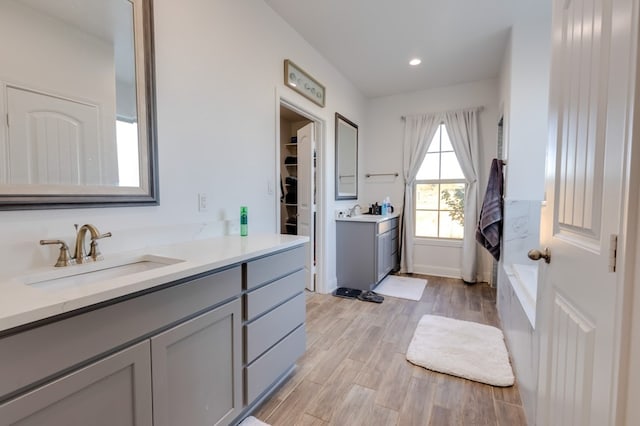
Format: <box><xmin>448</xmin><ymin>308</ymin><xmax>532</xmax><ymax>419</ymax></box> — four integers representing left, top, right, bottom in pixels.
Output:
<box><xmin>412</xmin><ymin>264</ymin><xmax>461</xmax><ymax>279</ymax></box>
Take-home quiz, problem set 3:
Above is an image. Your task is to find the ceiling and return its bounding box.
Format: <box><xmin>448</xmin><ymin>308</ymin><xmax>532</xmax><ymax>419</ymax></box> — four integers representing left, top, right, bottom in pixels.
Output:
<box><xmin>264</xmin><ymin>0</ymin><xmax>546</xmax><ymax>98</ymax></box>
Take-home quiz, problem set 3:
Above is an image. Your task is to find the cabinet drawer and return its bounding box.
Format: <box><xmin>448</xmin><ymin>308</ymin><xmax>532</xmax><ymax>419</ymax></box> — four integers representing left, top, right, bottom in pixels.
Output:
<box><xmin>245</xmin><ymin>293</ymin><xmax>305</xmax><ymax>363</ymax></box>
<box><xmin>245</xmin><ymin>246</ymin><xmax>305</xmax><ymax>290</ymax></box>
<box><xmin>245</xmin><ymin>324</ymin><xmax>305</xmax><ymax>404</ymax></box>
<box><xmin>0</xmin><ymin>266</ymin><xmax>241</xmax><ymax>400</ymax></box>
<box><xmin>390</xmin><ymin>217</ymin><xmax>399</xmax><ymax>230</ymax></box>
<box><xmin>245</xmin><ymin>269</ymin><xmax>305</xmax><ymax>320</ymax></box>
<box><xmin>377</xmin><ymin>217</ymin><xmax>398</xmax><ymax>234</ymax></box>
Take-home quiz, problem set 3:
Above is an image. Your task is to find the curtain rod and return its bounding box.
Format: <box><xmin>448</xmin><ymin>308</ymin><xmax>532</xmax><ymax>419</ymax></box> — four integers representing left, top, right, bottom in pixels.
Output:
<box><xmin>401</xmin><ymin>105</ymin><xmax>485</xmax><ymax>120</ymax></box>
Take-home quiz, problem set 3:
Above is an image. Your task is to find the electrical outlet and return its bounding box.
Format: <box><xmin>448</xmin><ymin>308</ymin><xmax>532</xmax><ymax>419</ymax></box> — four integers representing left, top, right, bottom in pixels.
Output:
<box><xmin>198</xmin><ymin>193</ymin><xmax>208</xmax><ymax>212</ymax></box>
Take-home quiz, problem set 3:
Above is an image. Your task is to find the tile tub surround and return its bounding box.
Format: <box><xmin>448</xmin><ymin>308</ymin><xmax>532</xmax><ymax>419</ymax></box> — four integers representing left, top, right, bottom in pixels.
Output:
<box><xmin>0</xmin><ymin>234</ymin><xmax>308</xmax><ymax>333</ymax></box>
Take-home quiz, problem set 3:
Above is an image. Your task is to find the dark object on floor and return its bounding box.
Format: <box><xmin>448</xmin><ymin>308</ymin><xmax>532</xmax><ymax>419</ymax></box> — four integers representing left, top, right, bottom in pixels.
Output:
<box><xmin>358</xmin><ymin>290</ymin><xmax>384</xmax><ymax>303</ymax></box>
<box><xmin>333</xmin><ymin>287</ymin><xmax>363</xmax><ymax>299</ymax></box>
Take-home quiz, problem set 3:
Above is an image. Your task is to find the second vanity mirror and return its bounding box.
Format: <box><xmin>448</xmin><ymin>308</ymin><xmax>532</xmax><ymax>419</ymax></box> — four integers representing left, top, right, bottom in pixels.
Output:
<box><xmin>0</xmin><ymin>0</ymin><xmax>158</xmax><ymax>209</ymax></box>
<box><xmin>335</xmin><ymin>113</ymin><xmax>358</xmax><ymax>200</ymax></box>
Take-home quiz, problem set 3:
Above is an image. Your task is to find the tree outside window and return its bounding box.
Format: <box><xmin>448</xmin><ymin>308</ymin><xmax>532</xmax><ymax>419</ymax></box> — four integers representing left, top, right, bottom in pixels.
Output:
<box><xmin>415</xmin><ymin>124</ymin><xmax>465</xmax><ymax>239</ymax></box>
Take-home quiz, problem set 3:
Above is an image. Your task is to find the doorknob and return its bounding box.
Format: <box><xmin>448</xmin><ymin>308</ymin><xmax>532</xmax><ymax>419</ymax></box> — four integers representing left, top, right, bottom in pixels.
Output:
<box><xmin>528</xmin><ymin>247</ymin><xmax>551</xmax><ymax>264</ymax></box>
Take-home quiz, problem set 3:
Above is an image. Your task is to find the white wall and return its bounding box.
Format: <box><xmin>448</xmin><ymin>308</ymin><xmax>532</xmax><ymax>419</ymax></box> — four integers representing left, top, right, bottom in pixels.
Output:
<box><xmin>496</xmin><ymin>4</ymin><xmax>552</xmax><ymax>425</ymax></box>
<box><xmin>364</xmin><ymin>79</ymin><xmax>500</xmax><ymax>281</ymax></box>
<box><xmin>0</xmin><ymin>0</ymin><xmax>367</xmax><ymax>292</ymax></box>
<box><xmin>502</xmin><ymin>16</ymin><xmax>551</xmax><ymax>201</ymax></box>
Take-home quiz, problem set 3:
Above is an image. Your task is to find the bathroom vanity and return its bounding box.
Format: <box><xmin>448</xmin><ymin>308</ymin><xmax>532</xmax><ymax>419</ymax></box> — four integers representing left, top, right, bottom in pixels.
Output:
<box><xmin>0</xmin><ymin>235</ymin><xmax>307</xmax><ymax>426</ymax></box>
<box><xmin>336</xmin><ymin>214</ymin><xmax>399</xmax><ymax>291</ymax></box>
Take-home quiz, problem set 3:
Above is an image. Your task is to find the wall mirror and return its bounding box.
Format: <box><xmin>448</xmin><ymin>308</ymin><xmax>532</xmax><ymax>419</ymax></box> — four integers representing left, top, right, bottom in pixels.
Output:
<box><xmin>0</xmin><ymin>0</ymin><xmax>158</xmax><ymax>210</ymax></box>
<box><xmin>335</xmin><ymin>113</ymin><xmax>358</xmax><ymax>200</ymax></box>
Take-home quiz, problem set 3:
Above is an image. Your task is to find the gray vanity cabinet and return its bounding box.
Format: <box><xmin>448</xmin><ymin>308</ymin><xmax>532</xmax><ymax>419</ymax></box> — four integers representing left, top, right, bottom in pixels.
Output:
<box><xmin>337</xmin><ymin>216</ymin><xmax>399</xmax><ymax>291</ymax></box>
<box><xmin>0</xmin><ymin>244</ymin><xmax>307</xmax><ymax>426</ymax></box>
<box><xmin>151</xmin><ymin>298</ymin><xmax>241</xmax><ymax>426</ymax></box>
<box><xmin>0</xmin><ymin>266</ymin><xmax>242</xmax><ymax>426</ymax></box>
<box><xmin>0</xmin><ymin>340</ymin><xmax>153</xmax><ymax>426</ymax></box>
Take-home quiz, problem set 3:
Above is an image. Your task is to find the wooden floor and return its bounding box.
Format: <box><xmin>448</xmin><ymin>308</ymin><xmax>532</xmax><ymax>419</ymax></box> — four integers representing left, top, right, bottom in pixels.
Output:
<box><xmin>253</xmin><ymin>274</ymin><xmax>527</xmax><ymax>426</ymax></box>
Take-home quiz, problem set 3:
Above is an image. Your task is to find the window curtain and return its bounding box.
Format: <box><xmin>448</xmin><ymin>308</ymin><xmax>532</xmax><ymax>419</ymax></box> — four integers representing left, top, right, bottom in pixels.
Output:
<box><xmin>443</xmin><ymin>108</ymin><xmax>480</xmax><ymax>283</ymax></box>
<box><xmin>401</xmin><ymin>114</ymin><xmax>441</xmax><ymax>273</ymax></box>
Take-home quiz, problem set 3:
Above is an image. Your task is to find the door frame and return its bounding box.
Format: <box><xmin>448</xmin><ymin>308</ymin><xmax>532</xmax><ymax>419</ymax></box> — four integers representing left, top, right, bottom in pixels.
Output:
<box><xmin>274</xmin><ymin>88</ymin><xmax>327</xmax><ymax>293</ymax></box>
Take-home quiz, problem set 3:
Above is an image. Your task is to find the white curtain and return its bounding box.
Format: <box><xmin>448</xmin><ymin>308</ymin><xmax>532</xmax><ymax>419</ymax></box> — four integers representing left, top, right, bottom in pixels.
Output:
<box><xmin>443</xmin><ymin>109</ymin><xmax>480</xmax><ymax>283</ymax></box>
<box><xmin>401</xmin><ymin>114</ymin><xmax>441</xmax><ymax>273</ymax></box>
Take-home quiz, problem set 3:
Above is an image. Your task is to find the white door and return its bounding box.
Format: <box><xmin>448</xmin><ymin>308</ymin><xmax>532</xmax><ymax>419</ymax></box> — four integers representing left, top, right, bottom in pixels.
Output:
<box><xmin>536</xmin><ymin>0</ymin><xmax>637</xmax><ymax>424</ymax></box>
<box><xmin>5</xmin><ymin>86</ymin><xmax>116</xmax><ymax>186</ymax></box>
<box><xmin>297</xmin><ymin>122</ymin><xmax>315</xmax><ymax>291</ymax></box>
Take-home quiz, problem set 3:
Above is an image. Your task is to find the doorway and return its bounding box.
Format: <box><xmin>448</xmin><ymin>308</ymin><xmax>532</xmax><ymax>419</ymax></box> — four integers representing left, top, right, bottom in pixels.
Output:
<box><xmin>276</xmin><ymin>99</ymin><xmax>323</xmax><ymax>293</ymax></box>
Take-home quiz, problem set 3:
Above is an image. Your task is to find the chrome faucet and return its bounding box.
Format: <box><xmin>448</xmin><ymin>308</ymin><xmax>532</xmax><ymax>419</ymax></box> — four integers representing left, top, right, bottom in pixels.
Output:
<box><xmin>348</xmin><ymin>204</ymin><xmax>361</xmax><ymax>217</ymax></box>
<box><xmin>74</xmin><ymin>224</ymin><xmax>112</xmax><ymax>264</ymax></box>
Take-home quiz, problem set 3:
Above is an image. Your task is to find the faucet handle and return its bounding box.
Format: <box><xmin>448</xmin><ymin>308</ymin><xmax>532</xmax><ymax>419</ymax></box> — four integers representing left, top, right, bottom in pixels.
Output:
<box><xmin>40</xmin><ymin>240</ymin><xmax>75</xmax><ymax>267</ymax></box>
<box><xmin>89</xmin><ymin>232</ymin><xmax>112</xmax><ymax>261</ymax></box>
<box><xmin>93</xmin><ymin>232</ymin><xmax>112</xmax><ymax>241</ymax></box>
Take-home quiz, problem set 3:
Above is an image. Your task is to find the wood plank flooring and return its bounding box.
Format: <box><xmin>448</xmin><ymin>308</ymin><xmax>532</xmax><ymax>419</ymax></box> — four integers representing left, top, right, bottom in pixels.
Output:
<box><xmin>253</xmin><ymin>275</ymin><xmax>527</xmax><ymax>426</ymax></box>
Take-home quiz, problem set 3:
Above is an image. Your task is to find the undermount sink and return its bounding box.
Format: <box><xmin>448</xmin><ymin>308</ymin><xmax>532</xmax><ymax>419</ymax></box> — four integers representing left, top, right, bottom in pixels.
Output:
<box><xmin>22</xmin><ymin>255</ymin><xmax>185</xmax><ymax>291</ymax></box>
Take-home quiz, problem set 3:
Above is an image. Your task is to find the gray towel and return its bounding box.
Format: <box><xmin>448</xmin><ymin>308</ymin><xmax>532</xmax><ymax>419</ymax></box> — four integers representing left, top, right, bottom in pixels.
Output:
<box><xmin>476</xmin><ymin>159</ymin><xmax>503</xmax><ymax>261</ymax></box>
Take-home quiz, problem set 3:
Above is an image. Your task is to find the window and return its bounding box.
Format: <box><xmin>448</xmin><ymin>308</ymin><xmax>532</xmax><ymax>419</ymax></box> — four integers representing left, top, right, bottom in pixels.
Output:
<box><xmin>415</xmin><ymin>124</ymin><xmax>465</xmax><ymax>239</ymax></box>
<box><xmin>116</xmin><ymin>119</ymin><xmax>140</xmax><ymax>187</ymax></box>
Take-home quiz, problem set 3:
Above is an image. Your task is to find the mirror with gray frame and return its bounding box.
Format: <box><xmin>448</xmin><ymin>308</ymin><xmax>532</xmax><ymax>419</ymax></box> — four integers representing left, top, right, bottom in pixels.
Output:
<box><xmin>0</xmin><ymin>0</ymin><xmax>158</xmax><ymax>209</ymax></box>
<box><xmin>335</xmin><ymin>113</ymin><xmax>358</xmax><ymax>200</ymax></box>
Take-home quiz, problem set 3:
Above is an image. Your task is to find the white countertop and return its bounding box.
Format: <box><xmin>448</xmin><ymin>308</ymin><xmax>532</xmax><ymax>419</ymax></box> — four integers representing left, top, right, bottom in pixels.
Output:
<box><xmin>0</xmin><ymin>234</ymin><xmax>308</xmax><ymax>333</ymax></box>
<box><xmin>335</xmin><ymin>212</ymin><xmax>400</xmax><ymax>223</ymax></box>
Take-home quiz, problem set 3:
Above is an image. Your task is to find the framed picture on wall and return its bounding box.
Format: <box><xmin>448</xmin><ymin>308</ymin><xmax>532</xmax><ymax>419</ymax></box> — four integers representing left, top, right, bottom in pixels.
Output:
<box><xmin>284</xmin><ymin>60</ymin><xmax>325</xmax><ymax>107</ymax></box>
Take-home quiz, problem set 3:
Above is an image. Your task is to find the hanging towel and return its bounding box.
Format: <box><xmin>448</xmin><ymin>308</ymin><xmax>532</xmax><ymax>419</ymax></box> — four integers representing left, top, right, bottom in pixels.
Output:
<box><xmin>476</xmin><ymin>159</ymin><xmax>504</xmax><ymax>261</ymax></box>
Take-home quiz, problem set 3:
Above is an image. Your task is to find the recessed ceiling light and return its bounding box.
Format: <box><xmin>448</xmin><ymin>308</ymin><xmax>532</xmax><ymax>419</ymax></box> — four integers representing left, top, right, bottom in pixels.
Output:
<box><xmin>409</xmin><ymin>58</ymin><xmax>422</xmax><ymax>66</ymax></box>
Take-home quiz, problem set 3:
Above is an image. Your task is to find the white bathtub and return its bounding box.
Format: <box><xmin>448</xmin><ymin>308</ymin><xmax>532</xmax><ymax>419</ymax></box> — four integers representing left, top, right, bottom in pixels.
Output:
<box><xmin>504</xmin><ymin>263</ymin><xmax>538</xmax><ymax>328</ymax></box>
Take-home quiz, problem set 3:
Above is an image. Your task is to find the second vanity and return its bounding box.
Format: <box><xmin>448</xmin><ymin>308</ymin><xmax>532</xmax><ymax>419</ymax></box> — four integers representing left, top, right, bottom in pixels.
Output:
<box><xmin>336</xmin><ymin>213</ymin><xmax>400</xmax><ymax>291</ymax></box>
<box><xmin>0</xmin><ymin>234</ymin><xmax>308</xmax><ymax>426</ymax></box>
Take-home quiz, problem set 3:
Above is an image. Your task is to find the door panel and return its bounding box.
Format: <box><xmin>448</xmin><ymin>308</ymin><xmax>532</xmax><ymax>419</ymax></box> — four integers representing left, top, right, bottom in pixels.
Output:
<box><xmin>151</xmin><ymin>300</ymin><xmax>242</xmax><ymax>426</ymax></box>
<box><xmin>5</xmin><ymin>86</ymin><xmax>117</xmax><ymax>185</ymax></box>
<box><xmin>0</xmin><ymin>341</ymin><xmax>152</xmax><ymax>426</ymax></box>
<box><xmin>537</xmin><ymin>0</ymin><xmax>636</xmax><ymax>424</ymax></box>
<box><xmin>297</xmin><ymin>122</ymin><xmax>315</xmax><ymax>291</ymax></box>
<box><xmin>556</xmin><ymin>0</ymin><xmax>606</xmax><ymax>241</ymax></box>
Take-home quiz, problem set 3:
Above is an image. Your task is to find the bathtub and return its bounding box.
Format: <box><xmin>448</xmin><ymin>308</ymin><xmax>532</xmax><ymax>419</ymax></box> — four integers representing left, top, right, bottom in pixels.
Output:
<box><xmin>504</xmin><ymin>263</ymin><xmax>538</xmax><ymax>328</ymax></box>
<box><xmin>497</xmin><ymin>262</ymin><xmax>540</xmax><ymax>425</ymax></box>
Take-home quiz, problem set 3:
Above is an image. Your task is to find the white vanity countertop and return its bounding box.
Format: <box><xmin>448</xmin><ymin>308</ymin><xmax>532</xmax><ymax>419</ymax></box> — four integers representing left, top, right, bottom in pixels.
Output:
<box><xmin>335</xmin><ymin>212</ymin><xmax>400</xmax><ymax>223</ymax></box>
<box><xmin>0</xmin><ymin>234</ymin><xmax>308</xmax><ymax>333</ymax></box>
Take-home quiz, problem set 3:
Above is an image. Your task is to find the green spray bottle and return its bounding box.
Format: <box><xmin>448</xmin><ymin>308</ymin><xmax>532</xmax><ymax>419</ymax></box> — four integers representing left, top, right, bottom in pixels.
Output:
<box><xmin>240</xmin><ymin>206</ymin><xmax>248</xmax><ymax>236</ymax></box>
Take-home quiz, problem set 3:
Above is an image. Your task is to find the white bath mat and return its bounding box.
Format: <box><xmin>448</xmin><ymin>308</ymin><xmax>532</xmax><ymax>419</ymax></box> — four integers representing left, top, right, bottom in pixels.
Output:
<box><xmin>374</xmin><ymin>275</ymin><xmax>427</xmax><ymax>301</ymax></box>
<box><xmin>406</xmin><ymin>314</ymin><xmax>515</xmax><ymax>387</ymax></box>
<box><xmin>238</xmin><ymin>416</ymin><xmax>270</xmax><ymax>426</ymax></box>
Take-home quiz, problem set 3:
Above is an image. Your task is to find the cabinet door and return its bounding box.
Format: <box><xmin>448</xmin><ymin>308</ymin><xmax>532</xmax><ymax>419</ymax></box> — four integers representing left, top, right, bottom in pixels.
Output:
<box><xmin>151</xmin><ymin>299</ymin><xmax>242</xmax><ymax>426</ymax></box>
<box><xmin>0</xmin><ymin>341</ymin><xmax>152</xmax><ymax>426</ymax></box>
<box><xmin>376</xmin><ymin>231</ymin><xmax>389</xmax><ymax>282</ymax></box>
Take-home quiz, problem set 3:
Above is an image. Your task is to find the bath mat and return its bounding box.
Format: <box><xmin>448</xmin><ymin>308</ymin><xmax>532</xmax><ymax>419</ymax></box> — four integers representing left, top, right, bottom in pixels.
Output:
<box><xmin>374</xmin><ymin>275</ymin><xmax>427</xmax><ymax>301</ymax></box>
<box><xmin>406</xmin><ymin>314</ymin><xmax>514</xmax><ymax>386</ymax></box>
<box><xmin>238</xmin><ymin>416</ymin><xmax>270</xmax><ymax>426</ymax></box>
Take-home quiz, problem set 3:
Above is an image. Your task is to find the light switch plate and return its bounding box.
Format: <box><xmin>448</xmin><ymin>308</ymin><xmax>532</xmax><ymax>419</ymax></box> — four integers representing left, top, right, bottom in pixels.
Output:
<box><xmin>198</xmin><ymin>193</ymin><xmax>208</xmax><ymax>212</ymax></box>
